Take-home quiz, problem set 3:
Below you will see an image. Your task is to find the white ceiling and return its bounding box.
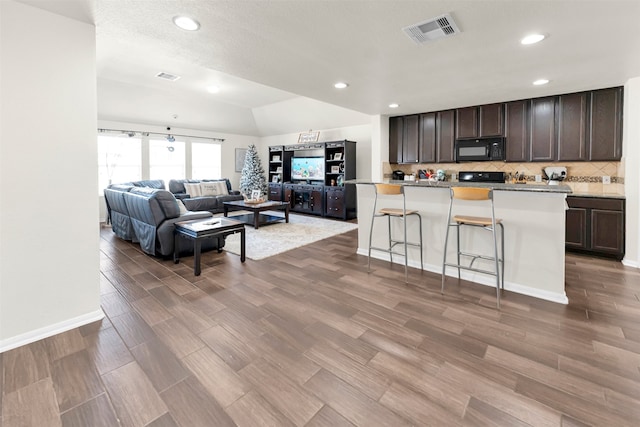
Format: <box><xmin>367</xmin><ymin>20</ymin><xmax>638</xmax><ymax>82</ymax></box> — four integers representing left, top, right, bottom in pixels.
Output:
<box><xmin>16</xmin><ymin>0</ymin><xmax>640</xmax><ymax>136</ymax></box>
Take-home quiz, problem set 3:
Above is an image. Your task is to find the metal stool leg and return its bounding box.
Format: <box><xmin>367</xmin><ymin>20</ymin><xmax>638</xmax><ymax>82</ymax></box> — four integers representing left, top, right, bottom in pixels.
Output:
<box><xmin>367</xmin><ymin>192</ymin><xmax>378</xmax><ymax>273</ymax></box>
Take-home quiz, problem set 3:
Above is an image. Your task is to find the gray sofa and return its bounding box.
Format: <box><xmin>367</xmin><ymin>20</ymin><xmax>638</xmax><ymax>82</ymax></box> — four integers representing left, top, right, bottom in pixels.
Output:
<box><xmin>168</xmin><ymin>179</ymin><xmax>244</xmax><ymax>213</ymax></box>
<box><xmin>105</xmin><ymin>181</ymin><xmax>222</xmax><ymax>257</ymax></box>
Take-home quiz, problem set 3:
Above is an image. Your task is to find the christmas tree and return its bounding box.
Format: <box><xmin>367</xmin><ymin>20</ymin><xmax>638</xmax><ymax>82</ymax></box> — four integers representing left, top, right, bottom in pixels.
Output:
<box><xmin>239</xmin><ymin>144</ymin><xmax>268</xmax><ymax>198</ymax></box>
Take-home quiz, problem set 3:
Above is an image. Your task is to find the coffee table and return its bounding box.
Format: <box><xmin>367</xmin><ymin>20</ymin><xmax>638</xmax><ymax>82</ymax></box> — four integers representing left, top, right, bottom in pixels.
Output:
<box><xmin>223</xmin><ymin>200</ymin><xmax>290</xmax><ymax>229</ymax></box>
<box><xmin>174</xmin><ymin>217</ymin><xmax>245</xmax><ymax>276</ymax></box>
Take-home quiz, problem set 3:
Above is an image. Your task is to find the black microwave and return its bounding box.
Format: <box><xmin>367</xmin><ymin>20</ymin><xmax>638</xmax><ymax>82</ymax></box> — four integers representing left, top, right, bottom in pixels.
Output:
<box><xmin>455</xmin><ymin>137</ymin><xmax>505</xmax><ymax>162</ymax></box>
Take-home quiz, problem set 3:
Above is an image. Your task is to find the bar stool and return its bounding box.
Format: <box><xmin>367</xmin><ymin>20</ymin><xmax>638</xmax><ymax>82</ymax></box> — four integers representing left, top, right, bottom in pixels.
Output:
<box><xmin>441</xmin><ymin>187</ymin><xmax>504</xmax><ymax>308</ymax></box>
<box><xmin>368</xmin><ymin>183</ymin><xmax>423</xmax><ymax>282</ymax></box>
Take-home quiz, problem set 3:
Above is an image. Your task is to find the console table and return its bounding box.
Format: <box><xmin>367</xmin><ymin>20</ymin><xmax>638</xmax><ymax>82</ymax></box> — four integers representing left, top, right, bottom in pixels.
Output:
<box><xmin>174</xmin><ymin>217</ymin><xmax>245</xmax><ymax>275</ymax></box>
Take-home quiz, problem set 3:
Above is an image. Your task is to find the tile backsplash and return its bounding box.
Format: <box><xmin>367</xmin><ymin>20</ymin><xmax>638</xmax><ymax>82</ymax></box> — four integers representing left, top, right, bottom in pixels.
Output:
<box><xmin>383</xmin><ymin>161</ymin><xmax>625</xmax><ymax>196</ymax></box>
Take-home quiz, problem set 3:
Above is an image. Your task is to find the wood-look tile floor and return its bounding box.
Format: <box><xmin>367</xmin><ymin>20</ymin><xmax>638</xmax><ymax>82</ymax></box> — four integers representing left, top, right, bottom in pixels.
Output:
<box><xmin>2</xmin><ymin>225</ymin><xmax>640</xmax><ymax>426</ymax></box>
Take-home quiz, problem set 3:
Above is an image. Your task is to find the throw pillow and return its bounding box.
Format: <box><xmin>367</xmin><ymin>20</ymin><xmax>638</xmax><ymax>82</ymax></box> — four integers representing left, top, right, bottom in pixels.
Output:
<box><xmin>200</xmin><ymin>181</ymin><xmax>228</xmax><ymax>196</ymax></box>
<box><xmin>183</xmin><ymin>182</ymin><xmax>201</xmax><ymax>197</ymax></box>
<box><xmin>176</xmin><ymin>199</ymin><xmax>188</xmax><ymax>215</ymax></box>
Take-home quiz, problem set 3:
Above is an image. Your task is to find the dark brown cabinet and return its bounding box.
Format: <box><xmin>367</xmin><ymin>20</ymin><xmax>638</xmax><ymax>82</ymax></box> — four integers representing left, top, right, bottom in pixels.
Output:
<box><xmin>437</xmin><ymin>110</ymin><xmax>456</xmax><ymax>163</ymax></box>
<box><xmin>557</xmin><ymin>92</ymin><xmax>588</xmax><ymax>161</ymax></box>
<box><xmin>505</xmin><ymin>100</ymin><xmax>529</xmax><ymax>162</ymax></box>
<box><xmin>456</xmin><ymin>107</ymin><xmax>478</xmax><ymax>139</ymax></box>
<box><xmin>419</xmin><ymin>112</ymin><xmax>436</xmax><ymax>163</ymax></box>
<box><xmin>268</xmin><ymin>183</ymin><xmax>282</xmax><ymax>201</ymax></box>
<box><xmin>389</xmin><ymin>115</ymin><xmax>419</xmax><ymax>163</ymax></box>
<box><xmin>456</xmin><ymin>104</ymin><xmax>503</xmax><ymax>139</ymax></box>
<box><xmin>389</xmin><ymin>86</ymin><xmax>622</xmax><ymax>164</ymax></box>
<box><xmin>530</xmin><ymin>97</ymin><xmax>557</xmax><ymax>161</ymax></box>
<box><xmin>589</xmin><ymin>87</ymin><xmax>623</xmax><ymax>160</ymax></box>
<box><xmin>566</xmin><ymin>196</ymin><xmax>625</xmax><ymax>259</ymax></box>
<box><xmin>325</xmin><ymin>187</ymin><xmax>345</xmax><ymax>218</ymax></box>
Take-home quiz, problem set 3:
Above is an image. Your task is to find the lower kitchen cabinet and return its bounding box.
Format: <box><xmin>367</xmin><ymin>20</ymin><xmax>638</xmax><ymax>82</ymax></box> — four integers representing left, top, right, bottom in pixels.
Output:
<box><xmin>566</xmin><ymin>196</ymin><xmax>625</xmax><ymax>259</ymax></box>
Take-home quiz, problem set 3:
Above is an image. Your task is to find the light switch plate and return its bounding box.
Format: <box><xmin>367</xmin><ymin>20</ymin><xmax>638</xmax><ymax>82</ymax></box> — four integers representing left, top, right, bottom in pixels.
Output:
<box><xmin>602</xmin><ymin>175</ymin><xmax>611</xmax><ymax>185</ymax></box>
<box><xmin>535</xmin><ymin>174</ymin><xmax>542</xmax><ymax>183</ymax></box>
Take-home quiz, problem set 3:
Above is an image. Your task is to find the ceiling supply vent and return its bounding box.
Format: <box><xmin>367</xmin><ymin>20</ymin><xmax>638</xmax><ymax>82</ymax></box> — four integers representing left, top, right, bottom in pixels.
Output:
<box><xmin>155</xmin><ymin>72</ymin><xmax>180</xmax><ymax>81</ymax></box>
<box><xmin>403</xmin><ymin>13</ymin><xmax>460</xmax><ymax>44</ymax></box>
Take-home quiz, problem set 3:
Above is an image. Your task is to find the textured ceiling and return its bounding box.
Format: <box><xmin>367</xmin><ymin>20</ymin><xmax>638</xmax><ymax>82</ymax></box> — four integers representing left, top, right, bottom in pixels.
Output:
<box><xmin>16</xmin><ymin>0</ymin><xmax>640</xmax><ymax>136</ymax></box>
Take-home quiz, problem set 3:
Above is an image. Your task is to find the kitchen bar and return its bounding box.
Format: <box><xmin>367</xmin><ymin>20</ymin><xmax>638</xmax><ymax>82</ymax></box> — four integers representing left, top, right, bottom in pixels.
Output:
<box><xmin>351</xmin><ymin>179</ymin><xmax>572</xmax><ymax>304</ymax></box>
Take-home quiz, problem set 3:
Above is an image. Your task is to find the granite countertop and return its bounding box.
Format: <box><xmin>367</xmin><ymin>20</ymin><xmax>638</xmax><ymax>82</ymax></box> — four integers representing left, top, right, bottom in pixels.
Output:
<box><xmin>347</xmin><ymin>179</ymin><xmax>572</xmax><ymax>194</ymax></box>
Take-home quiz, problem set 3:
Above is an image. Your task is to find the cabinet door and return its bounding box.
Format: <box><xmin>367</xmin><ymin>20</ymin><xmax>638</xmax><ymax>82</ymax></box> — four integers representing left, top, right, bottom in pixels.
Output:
<box><xmin>310</xmin><ymin>190</ymin><xmax>324</xmax><ymax>215</ymax></box>
<box><xmin>437</xmin><ymin>110</ymin><xmax>456</xmax><ymax>163</ymax></box>
<box><xmin>456</xmin><ymin>107</ymin><xmax>478</xmax><ymax>139</ymax></box>
<box><xmin>402</xmin><ymin>115</ymin><xmax>420</xmax><ymax>163</ymax></box>
<box><xmin>284</xmin><ymin>188</ymin><xmax>294</xmax><ymax>208</ymax></box>
<box><xmin>589</xmin><ymin>87</ymin><xmax>623</xmax><ymax>160</ymax></box>
<box><xmin>389</xmin><ymin>116</ymin><xmax>403</xmax><ymax>163</ymax></box>
<box><xmin>591</xmin><ymin>209</ymin><xmax>624</xmax><ymax>254</ymax></box>
<box><xmin>268</xmin><ymin>184</ymin><xmax>282</xmax><ymax>201</ymax></box>
<box><xmin>419</xmin><ymin>112</ymin><xmax>436</xmax><ymax>163</ymax></box>
<box><xmin>505</xmin><ymin>100</ymin><xmax>529</xmax><ymax>162</ymax></box>
<box><xmin>530</xmin><ymin>97</ymin><xmax>557</xmax><ymax>161</ymax></box>
<box><xmin>565</xmin><ymin>208</ymin><xmax>588</xmax><ymax>250</ymax></box>
<box><xmin>479</xmin><ymin>103</ymin><xmax>504</xmax><ymax>137</ymax></box>
<box><xmin>557</xmin><ymin>92</ymin><xmax>588</xmax><ymax>161</ymax></box>
<box><xmin>325</xmin><ymin>189</ymin><xmax>345</xmax><ymax>218</ymax></box>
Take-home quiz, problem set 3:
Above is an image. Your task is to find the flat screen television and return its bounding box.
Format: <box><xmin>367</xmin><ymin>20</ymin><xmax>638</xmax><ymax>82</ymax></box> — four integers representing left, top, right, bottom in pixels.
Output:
<box><xmin>291</xmin><ymin>157</ymin><xmax>324</xmax><ymax>180</ymax></box>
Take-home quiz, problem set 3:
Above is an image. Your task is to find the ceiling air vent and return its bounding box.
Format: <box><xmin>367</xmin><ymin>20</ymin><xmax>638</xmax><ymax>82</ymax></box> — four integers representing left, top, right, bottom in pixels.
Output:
<box><xmin>156</xmin><ymin>72</ymin><xmax>180</xmax><ymax>81</ymax></box>
<box><xmin>403</xmin><ymin>13</ymin><xmax>460</xmax><ymax>44</ymax></box>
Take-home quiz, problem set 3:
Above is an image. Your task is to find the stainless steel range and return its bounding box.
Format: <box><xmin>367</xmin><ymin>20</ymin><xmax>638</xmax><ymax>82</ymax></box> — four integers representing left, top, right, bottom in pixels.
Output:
<box><xmin>458</xmin><ymin>171</ymin><xmax>506</xmax><ymax>183</ymax></box>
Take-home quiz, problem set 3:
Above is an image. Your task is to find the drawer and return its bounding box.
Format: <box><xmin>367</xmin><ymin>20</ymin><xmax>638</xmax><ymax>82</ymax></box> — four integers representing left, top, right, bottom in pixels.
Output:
<box><xmin>567</xmin><ymin>197</ymin><xmax>624</xmax><ymax>211</ymax></box>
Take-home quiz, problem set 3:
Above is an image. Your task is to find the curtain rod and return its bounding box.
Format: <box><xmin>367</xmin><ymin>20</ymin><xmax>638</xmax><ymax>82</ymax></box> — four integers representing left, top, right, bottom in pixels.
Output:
<box><xmin>97</xmin><ymin>128</ymin><xmax>225</xmax><ymax>142</ymax></box>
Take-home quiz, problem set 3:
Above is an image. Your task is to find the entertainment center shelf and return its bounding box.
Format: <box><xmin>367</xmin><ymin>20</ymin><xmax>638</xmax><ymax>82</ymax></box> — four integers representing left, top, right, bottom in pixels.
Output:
<box><xmin>267</xmin><ymin>140</ymin><xmax>356</xmax><ymax>220</ymax></box>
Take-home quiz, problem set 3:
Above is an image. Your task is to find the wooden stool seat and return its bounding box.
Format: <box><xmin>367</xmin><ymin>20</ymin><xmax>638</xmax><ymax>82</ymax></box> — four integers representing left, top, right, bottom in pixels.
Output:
<box><xmin>453</xmin><ymin>215</ymin><xmax>502</xmax><ymax>226</ymax></box>
<box><xmin>380</xmin><ymin>208</ymin><xmax>419</xmax><ymax>216</ymax></box>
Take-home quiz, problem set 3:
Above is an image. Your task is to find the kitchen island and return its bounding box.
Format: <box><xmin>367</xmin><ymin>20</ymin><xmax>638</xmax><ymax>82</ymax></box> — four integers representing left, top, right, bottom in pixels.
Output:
<box><xmin>352</xmin><ymin>180</ymin><xmax>572</xmax><ymax>304</ymax></box>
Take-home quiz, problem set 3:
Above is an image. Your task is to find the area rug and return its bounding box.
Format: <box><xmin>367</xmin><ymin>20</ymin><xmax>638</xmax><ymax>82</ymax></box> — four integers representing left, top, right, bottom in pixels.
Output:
<box><xmin>222</xmin><ymin>213</ymin><xmax>358</xmax><ymax>260</ymax></box>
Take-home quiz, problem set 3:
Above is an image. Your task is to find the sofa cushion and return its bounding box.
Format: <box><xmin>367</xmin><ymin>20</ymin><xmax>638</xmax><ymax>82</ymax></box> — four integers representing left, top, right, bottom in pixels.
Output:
<box><xmin>176</xmin><ymin>199</ymin><xmax>188</xmax><ymax>215</ymax></box>
<box><xmin>200</xmin><ymin>181</ymin><xmax>228</xmax><ymax>196</ymax></box>
<box><xmin>183</xmin><ymin>182</ymin><xmax>202</xmax><ymax>197</ymax></box>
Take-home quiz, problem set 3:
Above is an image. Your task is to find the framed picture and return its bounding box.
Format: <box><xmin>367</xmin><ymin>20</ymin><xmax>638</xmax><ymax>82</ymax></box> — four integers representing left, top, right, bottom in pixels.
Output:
<box><xmin>333</xmin><ymin>152</ymin><xmax>343</xmax><ymax>160</ymax></box>
<box><xmin>298</xmin><ymin>130</ymin><xmax>320</xmax><ymax>143</ymax></box>
<box><xmin>272</xmin><ymin>175</ymin><xmax>280</xmax><ymax>183</ymax></box>
<box><xmin>331</xmin><ymin>165</ymin><xmax>340</xmax><ymax>173</ymax></box>
<box><xmin>235</xmin><ymin>148</ymin><xmax>247</xmax><ymax>172</ymax></box>
<box><xmin>251</xmin><ymin>190</ymin><xmax>261</xmax><ymax>200</ymax></box>
<box><xmin>272</xmin><ymin>155</ymin><xmax>280</xmax><ymax>162</ymax></box>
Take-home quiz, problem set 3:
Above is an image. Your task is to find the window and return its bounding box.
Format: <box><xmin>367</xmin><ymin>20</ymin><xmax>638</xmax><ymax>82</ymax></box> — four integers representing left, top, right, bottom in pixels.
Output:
<box><xmin>149</xmin><ymin>139</ymin><xmax>185</xmax><ymax>187</ymax></box>
<box><xmin>97</xmin><ymin>135</ymin><xmax>141</xmax><ymax>194</ymax></box>
<box><xmin>192</xmin><ymin>142</ymin><xmax>222</xmax><ymax>179</ymax></box>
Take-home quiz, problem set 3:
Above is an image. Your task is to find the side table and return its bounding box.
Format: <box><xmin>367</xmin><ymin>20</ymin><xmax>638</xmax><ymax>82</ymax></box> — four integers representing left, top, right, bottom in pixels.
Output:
<box><xmin>174</xmin><ymin>217</ymin><xmax>245</xmax><ymax>276</ymax></box>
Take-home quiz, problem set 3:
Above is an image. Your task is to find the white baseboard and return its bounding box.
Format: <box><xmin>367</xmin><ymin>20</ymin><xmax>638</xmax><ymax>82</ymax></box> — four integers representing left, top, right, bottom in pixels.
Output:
<box><xmin>621</xmin><ymin>257</ymin><xmax>639</xmax><ymax>268</ymax></box>
<box><xmin>358</xmin><ymin>248</ymin><xmax>568</xmax><ymax>305</ymax></box>
<box><xmin>0</xmin><ymin>309</ymin><xmax>105</xmax><ymax>354</ymax></box>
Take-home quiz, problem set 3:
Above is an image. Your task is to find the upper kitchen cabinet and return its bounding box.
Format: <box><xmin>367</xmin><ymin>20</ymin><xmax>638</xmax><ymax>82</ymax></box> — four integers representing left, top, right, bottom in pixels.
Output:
<box><xmin>504</xmin><ymin>100</ymin><xmax>529</xmax><ymax>162</ymax></box>
<box><xmin>456</xmin><ymin>104</ymin><xmax>504</xmax><ymax>139</ymax></box>
<box><xmin>437</xmin><ymin>110</ymin><xmax>456</xmax><ymax>163</ymax></box>
<box><xmin>589</xmin><ymin>87</ymin><xmax>623</xmax><ymax>161</ymax></box>
<box><xmin>530</xmin><ymin>96</ymin><xmax>557</xmax><ymax>161</ymax></box>
<box><xmin>389</xmin><ymin>115</ymin><xmax>419</xmax><ymax>163</ymax></box>
<box><xmin>419</xmin><ymin>112</ymin><xmax>437</xmax><ymax>163</ymax></box>
<box><xmin>557</xmin><ymin>92</ymin><xmax>588</xmax><ymax>161</ymax></box>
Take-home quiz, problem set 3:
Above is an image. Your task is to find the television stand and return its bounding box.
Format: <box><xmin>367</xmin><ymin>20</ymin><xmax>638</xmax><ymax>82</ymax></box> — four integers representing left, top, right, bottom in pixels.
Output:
<box><xmin>283</xmin><ymin>183</ymin><xmax>324</xmax><ymax>215</ymax></box>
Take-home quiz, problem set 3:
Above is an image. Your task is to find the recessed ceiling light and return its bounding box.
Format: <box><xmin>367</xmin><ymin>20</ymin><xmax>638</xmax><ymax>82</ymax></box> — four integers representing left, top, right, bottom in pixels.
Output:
<box><xmin>389</xmin><ymin>103</ymin><xmax>399</xmax><ymax>108</ymax></box>
<box><xmin>173</xmin><ymin>16</ymin><xmax>200</xmax><ymax>31</ymax></box>
<box><xmin>207</xmin><ymin>85</ymin><xmax>220</xmax><ymax>94</ymax></box>
<box><xmin>521</xmin><ymin>34</ymin><xmax>545</xmax><ymax>45</ymax></box>
<box><xmin>533</xmin><ymin>79</ymin><xmax>550</xmax><ymax>86</ymax></box>
<box><xmin>334</xmin><ymin>82</ymin><xmax>348</xmax><ymax>89</ymax></box>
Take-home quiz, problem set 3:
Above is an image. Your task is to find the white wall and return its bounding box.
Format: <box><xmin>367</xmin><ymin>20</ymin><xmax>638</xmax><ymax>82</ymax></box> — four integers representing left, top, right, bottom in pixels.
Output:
<box><xmin>0</xmin><ymin>1</ymin><xmax>102</xmax><ymax>350</ymax></box>
<box><xmin>623</xmin><ymin>77</ymin><xmax>640</xmax><ymax>268</ymax></box>
<box><xmin>258</xmin><ymin>124</ymin><xmax>373</xmax><ymax>180</ymax></box>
